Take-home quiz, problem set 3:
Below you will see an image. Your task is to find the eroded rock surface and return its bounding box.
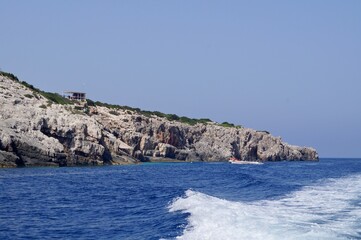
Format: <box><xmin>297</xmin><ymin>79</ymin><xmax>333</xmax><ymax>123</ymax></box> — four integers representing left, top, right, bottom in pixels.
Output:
<box><xmin>0</xmin><ymin>75</ymin><xmax>318</xmax><ymax>167</ymax></box>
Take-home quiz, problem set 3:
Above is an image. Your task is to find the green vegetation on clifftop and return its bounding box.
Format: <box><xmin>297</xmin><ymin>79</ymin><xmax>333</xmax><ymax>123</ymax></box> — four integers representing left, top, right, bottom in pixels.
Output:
<box><xmin>0</xmin><ymin>71</ymin><xmax>72</xmax><ymax>105</ymax></box>
<box><xmin>1</xmin><ymin>70</ymin><xmax>242</xmax><ymax>128</ymax></box>
<box><xmin>89</xmin><ymin>99</ymin><xmax>214</xmax><ymax>126</ymax></box>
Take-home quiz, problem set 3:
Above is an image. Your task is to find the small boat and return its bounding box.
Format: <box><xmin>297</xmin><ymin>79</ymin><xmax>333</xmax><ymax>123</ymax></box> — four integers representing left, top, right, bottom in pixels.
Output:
<box><xmin>229</xmin><ymin>157</ymin><xmax>263</xmax><ymax>165</ymax></box>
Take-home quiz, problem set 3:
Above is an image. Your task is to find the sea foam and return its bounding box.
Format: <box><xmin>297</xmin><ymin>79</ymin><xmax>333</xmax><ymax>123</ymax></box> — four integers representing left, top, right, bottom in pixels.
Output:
<box><xmin>169</xmin><ymin>174</ymin><xmax>361</xmax><ymax>240</ymax></box>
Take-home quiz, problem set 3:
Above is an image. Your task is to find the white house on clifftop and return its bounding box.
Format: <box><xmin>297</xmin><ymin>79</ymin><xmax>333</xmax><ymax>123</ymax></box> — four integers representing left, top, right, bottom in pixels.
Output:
<box><xmin>63</xmin><ymin>91</ymin><xmax>86</xmax><ymax>101</ymax></box>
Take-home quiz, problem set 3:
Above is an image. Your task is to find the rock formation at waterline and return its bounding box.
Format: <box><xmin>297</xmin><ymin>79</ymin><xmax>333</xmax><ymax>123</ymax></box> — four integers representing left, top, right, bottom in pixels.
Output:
<box><xmin>0</xmin><ymin>73</ymin><xmax>318</xmax><ymax>167</ymax></box>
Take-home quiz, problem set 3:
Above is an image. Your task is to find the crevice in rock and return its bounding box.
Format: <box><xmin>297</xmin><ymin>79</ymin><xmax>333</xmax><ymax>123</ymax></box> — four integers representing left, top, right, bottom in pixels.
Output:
<box><xmin>10</xmin><ymin>142</ymin><xmax>25</xmax><ymax>167</ymax></box>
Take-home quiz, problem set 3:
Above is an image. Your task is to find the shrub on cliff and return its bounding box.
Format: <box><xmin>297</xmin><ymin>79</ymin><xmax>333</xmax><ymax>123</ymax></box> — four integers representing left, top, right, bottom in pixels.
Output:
<box><xmin>109</xmin><ymin>110</ymin><xmax>120</xmax><ymax>116</ymax></box>
<box><xmin>166</xmin><ymin>114</ymin><xmax>180</xmax><ymax>121</ymax></box>
<box><xmin>86</xmin><ymin>99</ymin><xmax>96</xmax><ymax>106</ymax></box>
<box><xmin>20</xmin><ymin>81</ymin><xmax>36</xmax><ymax>91</ymax></box>
<box><xmin>220</xmin><ymin>122</ymin><xmax>235</xmax><ymax>127</ymax></box>
<box><xmin>219</xmin><ymin>122</ymin><xmax>242</xmax><ymax>128</ymax></box>
<box><xmin>0</xmin><ymin>71</ymin><xmax>19</xmax><ymax>81</ymax></box>
<box><xmin>41</xmin><ymin>92</ymin><xmax>72</xmax><ymax>105</ymax></box>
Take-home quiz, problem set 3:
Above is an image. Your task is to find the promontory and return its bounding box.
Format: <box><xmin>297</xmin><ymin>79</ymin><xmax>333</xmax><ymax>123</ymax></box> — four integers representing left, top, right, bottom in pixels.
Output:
<box><xmin>0</xmin><ymin>72</ymin><xmax>318</xmax><ymax>167</ymax></box>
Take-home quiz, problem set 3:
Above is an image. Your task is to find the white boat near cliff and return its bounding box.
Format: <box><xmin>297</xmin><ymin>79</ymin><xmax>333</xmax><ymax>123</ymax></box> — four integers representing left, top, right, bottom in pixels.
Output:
<box><xmin>228</xmin><ymin>158</ymin><xmax>263</xmax><ymax>165</ymax></box>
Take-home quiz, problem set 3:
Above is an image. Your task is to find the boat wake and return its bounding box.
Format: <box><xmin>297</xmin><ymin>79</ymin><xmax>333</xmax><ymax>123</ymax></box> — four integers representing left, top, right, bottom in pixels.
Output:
<box><xmin>169</xmin><ymin>174</ymin><xmax>361</xmax><ymax>240</ymax></box>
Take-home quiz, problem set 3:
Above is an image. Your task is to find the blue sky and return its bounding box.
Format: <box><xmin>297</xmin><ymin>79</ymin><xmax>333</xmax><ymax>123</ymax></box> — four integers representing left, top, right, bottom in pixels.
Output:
<box><xmin>1</xmin><ymin>1</ymin><xmax>360</xmax><ymax>157</ymax></box>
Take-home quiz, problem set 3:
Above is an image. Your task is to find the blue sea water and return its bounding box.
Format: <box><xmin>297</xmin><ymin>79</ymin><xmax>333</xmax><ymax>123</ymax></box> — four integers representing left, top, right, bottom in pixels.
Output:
<box><xmin>0</xmin><ymin>158</ymin><xmax>361</xmax><ymax>240</ymax></box>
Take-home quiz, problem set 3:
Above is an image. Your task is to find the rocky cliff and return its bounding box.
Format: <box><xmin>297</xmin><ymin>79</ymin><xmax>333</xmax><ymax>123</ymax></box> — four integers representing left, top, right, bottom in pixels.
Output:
<box><xmin>0</xmin><ymin>73</ymin><xmax>318</xmax><ymax>167</ymax></box>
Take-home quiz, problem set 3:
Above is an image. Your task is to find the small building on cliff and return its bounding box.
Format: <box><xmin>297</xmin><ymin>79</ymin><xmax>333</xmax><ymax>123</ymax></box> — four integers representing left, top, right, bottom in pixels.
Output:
<box><xmin>63</xmin><ymin>91</ymin><xmax>86</xmax><ymax>101</ymax></box>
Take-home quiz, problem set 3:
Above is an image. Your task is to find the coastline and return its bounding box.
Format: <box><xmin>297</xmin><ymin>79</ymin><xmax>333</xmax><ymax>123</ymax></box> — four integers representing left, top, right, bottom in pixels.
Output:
<box><xmin>0</xmin><ymin>72</ymin><xmax>318</xmax><ymax>168</ymax></box>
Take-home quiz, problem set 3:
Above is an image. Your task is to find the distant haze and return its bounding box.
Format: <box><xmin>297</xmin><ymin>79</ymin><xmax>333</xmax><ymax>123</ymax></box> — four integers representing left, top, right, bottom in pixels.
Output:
<box><xmin>1</xmin><ymin>1</ymin><xmax>360</xmax><ymax>158</ymax></box>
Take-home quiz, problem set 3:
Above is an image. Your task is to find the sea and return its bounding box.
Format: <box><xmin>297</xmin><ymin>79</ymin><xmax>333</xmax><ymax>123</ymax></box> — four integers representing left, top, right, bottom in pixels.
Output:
<box><xmin>0</xmin><ymin>158</ymin><xmax>360</xmax><ymax>240</ymax></box>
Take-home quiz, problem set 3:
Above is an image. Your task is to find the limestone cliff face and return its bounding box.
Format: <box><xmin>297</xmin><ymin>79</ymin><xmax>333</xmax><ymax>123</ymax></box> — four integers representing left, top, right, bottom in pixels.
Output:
<box><xmin>0</xmin><ymin>75</ymin><xmax>318</xmax><ymax>167</ymax></box>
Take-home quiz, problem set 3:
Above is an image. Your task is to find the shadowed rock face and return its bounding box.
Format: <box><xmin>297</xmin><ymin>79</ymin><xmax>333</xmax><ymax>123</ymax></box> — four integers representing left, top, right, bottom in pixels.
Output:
<box><xmin>0</xmin><ymin>75</ymin><xmax>318</xmax><ymax>167</ymax></box>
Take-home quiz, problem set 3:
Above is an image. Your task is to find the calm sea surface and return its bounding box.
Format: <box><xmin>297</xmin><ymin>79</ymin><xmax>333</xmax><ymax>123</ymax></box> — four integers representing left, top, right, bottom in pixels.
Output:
<box><xmin>1</xmin><ymin>158</ymin><xmax>361</xmax><ymax>239</ymax></box>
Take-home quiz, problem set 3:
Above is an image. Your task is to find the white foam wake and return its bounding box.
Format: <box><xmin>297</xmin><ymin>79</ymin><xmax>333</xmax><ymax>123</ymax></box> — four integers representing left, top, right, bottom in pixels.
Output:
<box><xmin>169</xmin><ymin>175</ymin><xmax>361</xmax><ymax>240</ymax></box>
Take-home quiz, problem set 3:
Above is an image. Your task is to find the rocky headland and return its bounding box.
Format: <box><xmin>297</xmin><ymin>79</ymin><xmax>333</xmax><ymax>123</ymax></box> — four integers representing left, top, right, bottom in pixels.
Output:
<box><xmin>0</xmin><ymin>72</ymin><xmax>318</xmax><ymax>167</ymax></box>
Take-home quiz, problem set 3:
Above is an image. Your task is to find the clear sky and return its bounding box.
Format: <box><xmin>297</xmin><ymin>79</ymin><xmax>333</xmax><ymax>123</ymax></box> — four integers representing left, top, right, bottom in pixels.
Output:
<box><xmin>1</xmin><ymin>1</ymin><xmax>360</xmax><ymax>158</ymax></box>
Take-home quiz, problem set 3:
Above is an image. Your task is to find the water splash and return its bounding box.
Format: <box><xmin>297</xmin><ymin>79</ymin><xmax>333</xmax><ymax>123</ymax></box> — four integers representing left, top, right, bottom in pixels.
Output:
<box><xmin>169</xmin><ymin>174</ymin><xmax>361</xmax><ymax>240</ymax></box>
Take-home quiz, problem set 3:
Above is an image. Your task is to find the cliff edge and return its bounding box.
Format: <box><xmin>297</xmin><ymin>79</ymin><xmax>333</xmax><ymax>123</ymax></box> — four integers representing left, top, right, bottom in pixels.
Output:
<box><xmin>0</xmin><ymin>73</ymin><xmax>318</xmax><ymax>167</ymax></box>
